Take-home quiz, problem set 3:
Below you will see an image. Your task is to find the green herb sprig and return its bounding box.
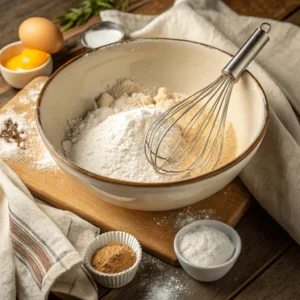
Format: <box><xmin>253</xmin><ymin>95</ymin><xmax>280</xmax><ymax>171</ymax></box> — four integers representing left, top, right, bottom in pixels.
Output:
<box><xmin>54</xmin><ymin>0</ymin><xmax>129</xmax><ymax>32</ymax></box>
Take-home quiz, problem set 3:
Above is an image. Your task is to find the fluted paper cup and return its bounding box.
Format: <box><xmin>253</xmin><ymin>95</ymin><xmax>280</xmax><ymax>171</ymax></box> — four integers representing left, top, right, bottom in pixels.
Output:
<box><xmin>84</xmin><ymin>231</ymin><xmax>142</xmax><ymax>288</ymax></box>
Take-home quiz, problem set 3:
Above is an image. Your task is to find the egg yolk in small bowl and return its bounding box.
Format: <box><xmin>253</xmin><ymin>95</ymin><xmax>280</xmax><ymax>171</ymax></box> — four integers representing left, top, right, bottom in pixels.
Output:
<box><xmin>3</xmin><ymin>48</ymin><xmax>50</xmax><ymax>71</ymax></box>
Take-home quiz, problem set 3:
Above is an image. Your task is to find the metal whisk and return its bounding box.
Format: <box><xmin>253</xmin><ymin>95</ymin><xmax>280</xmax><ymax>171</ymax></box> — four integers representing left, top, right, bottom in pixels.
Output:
<box><xmin>144</xmin><ymin>23</ymin><xmax>271</xmax><ymax>178</ymax></box>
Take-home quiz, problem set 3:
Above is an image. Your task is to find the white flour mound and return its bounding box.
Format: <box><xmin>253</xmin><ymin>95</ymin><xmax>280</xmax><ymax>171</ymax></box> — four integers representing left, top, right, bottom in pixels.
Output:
<box><xmin>68</xmin><ymin>105</ymin><xmax>180</xmax><ymax>182</ymax></box>
<box><xmin>63</xmin><ymin>80</ymin><xmax>237</xmax><ymax>182</ymax></box>
<box><xmin>179</xmin><ymin>225</ymin><xmax>235</xmax><ymax>267</ymax></box>
<box><xmin>63</xmin><ymin>83</ymin><xmax>185</xmax><ymax>183</ymax></box>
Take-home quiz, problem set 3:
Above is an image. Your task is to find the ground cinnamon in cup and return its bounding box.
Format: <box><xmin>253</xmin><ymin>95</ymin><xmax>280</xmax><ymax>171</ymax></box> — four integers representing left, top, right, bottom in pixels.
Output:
<box><xmin>91</xmin><ymin>243</ymin><xmax>136</xmax><ymax>274</ymax></box>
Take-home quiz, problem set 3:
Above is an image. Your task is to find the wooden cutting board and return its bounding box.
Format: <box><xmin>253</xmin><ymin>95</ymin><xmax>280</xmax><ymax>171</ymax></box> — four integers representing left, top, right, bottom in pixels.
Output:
<box><xmin>0</xmin><ymin>77</ymin><xmax>252</xmax><ymax>265</ymax></box>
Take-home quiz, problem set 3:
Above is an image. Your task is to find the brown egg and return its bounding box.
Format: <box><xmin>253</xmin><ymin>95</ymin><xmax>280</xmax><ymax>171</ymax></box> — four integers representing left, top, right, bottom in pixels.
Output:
<box><xmin>19</xmin><ymin>17</ymin><xmax>64</xmax><ymax>54</ymax></box>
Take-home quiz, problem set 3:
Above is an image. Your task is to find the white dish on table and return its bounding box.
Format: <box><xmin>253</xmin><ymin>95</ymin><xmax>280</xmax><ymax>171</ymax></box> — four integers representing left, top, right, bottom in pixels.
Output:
<box><xmin>174</xmin><ymin>219</ymin><xmax>241</xmax><ymax>282</ymax></box>
<box><xmin>84</xmin><ymin>231</ymin><xmax>142</xmax><ymax>288</ymax></box>
<box><xmin>80</xmin><ymin>21</ymin><xmax>125</xmax><ymax>49</ymax></box>
<box><xmin>0</xmin><ymin>41</ymin><xmax>52</xmax><ymax>89</ymax></box>
<box><xmin>36</xmin><ymin>38</ymin><xmax>268</xmax><ymax>211</ymax></box>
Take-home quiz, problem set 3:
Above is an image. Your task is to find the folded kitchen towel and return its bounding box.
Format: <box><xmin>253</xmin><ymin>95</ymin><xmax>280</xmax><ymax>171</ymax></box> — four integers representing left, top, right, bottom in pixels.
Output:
<box><xmin>101</xmin><ymin>0</ymin><xmax>300</xmax><ymax>242</ymax></box>
<box><xmin>0</xmin><ymin>160</ymin><xmax>99</xmax><ymax>300</ymax></box>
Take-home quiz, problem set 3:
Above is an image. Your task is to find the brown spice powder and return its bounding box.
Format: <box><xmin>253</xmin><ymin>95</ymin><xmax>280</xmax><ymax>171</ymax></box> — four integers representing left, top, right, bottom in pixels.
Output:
<box><xmin>0</xmin><ymin>119</ymin><xmax>26</xmax><ymax>149</ymax></box>
<box><xmin>91</xmin><ymin>243</ymin><xmax>136</xmax><ymax>274</ymax></box>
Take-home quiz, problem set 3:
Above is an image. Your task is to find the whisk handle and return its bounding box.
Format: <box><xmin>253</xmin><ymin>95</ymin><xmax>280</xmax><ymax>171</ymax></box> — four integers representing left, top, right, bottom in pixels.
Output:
<box><xmin>222</xmin><ymin>23</ymin><xmax>271</xmax><ymax>82</ymax></box>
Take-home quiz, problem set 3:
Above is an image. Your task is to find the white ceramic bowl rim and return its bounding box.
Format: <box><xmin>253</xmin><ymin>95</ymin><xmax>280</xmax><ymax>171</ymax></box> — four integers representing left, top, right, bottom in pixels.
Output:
<box><xmin>0</xmin><ymin>41</ymin><xmax>52</xmax><ymax>74</ymax></box>
<box><xmin>84</xmin><ymin>231</ymin><xmax>142</xmax><ymax>277</ymax></box>
<box><xmin>36</xmin><ymin>38</ymin><xmax>269</xmax><ymax>188</ymax></box>
<box><xmin>174</xmin><ymin>220</ymin><xmax>241</xmax><ymax>270</ymax></box>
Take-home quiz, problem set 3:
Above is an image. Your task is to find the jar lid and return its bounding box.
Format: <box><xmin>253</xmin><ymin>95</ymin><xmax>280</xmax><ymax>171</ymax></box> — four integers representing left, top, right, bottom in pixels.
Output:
<box><xmin>81</xmin><ymin>21</ymin><xmax>126</xmax><ymax>49</ymax></box>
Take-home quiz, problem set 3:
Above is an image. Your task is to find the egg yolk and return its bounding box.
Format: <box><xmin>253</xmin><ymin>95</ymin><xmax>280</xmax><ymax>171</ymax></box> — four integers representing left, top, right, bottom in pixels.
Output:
<box><xmin>4</xmin><ymin>48</ymin><xmax>49</xmax><ymax>71</ymax></box>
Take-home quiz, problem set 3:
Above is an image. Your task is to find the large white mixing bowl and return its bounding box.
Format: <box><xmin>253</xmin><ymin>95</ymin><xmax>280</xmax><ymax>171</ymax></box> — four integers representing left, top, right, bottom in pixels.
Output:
<box><xmin>37</xmin><ymin>39</ymin><xmax>268</xmax><ymax>211</ymax></box>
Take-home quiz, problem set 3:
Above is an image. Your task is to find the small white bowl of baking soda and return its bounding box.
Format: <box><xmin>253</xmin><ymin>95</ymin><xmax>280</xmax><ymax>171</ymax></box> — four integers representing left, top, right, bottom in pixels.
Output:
<box><xmin>174</xmin><ymin>220</ymin><xmax>241</xmax><ymax>282</ymax></box>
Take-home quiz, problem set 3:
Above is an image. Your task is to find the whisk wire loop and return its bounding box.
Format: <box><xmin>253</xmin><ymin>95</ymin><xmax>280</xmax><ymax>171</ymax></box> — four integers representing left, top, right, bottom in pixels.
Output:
<box><xmin>144</xmin><ymin>23</ymin><xmax>271</xmax><ymax>178</ymax></box>
<box><xmin>144</xmin><ymin>75</ymin><xmax>234</xmax><ymax>177</ymax></box>
<box><xmin>159</xmin><ymin>75</ymin><xmax>229</xmax><ymax>173</ymax></box>
<box><xmin>155</xmin><ymin>75</ymin><xmax>227</xmax><ymax>171</ymax></box>
<box><xmin>180</xmin><ymin>78</ymin><xmax>233</xmax><ymax>175</ymax></box>
<box><xmin>144</xmin><ymin>75</ymin><xmax>225</xmax><ymax>167</ymax></box>
<box><xmin>185</xmin><ymin>80</ymin><xmax>234</xmax><ymax>178</ymax></box>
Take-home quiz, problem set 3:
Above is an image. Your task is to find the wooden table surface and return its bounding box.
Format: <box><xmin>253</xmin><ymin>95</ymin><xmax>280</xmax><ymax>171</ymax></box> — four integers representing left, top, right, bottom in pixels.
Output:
<box><xmin>1</xmin><ymin>0</ymin><xmax>300</xmax><ymax>299</ymax></box>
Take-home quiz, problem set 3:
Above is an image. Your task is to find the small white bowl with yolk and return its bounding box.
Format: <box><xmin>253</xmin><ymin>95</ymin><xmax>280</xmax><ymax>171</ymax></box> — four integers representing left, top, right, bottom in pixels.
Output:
<box><xmin>0</xmin><ymin>41</ymin><xmax>52</xmax><ymax>89</ymax></box>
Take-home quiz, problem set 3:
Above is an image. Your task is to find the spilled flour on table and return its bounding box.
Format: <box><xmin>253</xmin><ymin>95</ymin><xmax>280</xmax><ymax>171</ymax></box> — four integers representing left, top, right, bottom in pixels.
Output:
<box><xmin>0</xmin><ymin>82</ymin><xmax>57</xmax><ymax>171</ymax></box>
<box><xmin>145</xmin><ymin>277</ymin><xmax>186</xmax><ymax>300</ymax></box>
<box><xmin>137</xmin><ymin>254</ymin><xmax>192</xmax><ymax>300</ymax></box>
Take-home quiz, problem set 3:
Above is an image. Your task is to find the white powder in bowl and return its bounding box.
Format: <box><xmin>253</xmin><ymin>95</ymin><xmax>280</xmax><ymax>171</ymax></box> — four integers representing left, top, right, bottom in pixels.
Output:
<box><xmin>63</xmin><ymin>84</ymin><xmax>184</xmax><ymax>183</ymax></box>
<box><xmin>69</xmin><ymin>105</ymin><xmax>181</xmax><ymax>182</ymax></box>
<box><xmin>178</xmin><ymin>225</ymin><xmax>235</xmax><ymax>267</ymax></box>
<box><xmin>63</xmin><ymin>80</ymin><xmax>237</xmax><ymax>183</ymax></box>
<box><xmin>84</xmin><ymin>29</ymin><xmax>124</xmax><ymax>48</ymax></box>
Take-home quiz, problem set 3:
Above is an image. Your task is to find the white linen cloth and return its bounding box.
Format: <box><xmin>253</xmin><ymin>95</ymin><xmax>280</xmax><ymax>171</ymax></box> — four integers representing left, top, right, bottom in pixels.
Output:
<box><xmin>0</xmin><ymin>159</ymin><xmax>99</xmax><ymax>300</ymax></box>
<box><xmin>101</xmin><ymin>0</ymin><xmax>300</xmax><ymax>242</ymax></box>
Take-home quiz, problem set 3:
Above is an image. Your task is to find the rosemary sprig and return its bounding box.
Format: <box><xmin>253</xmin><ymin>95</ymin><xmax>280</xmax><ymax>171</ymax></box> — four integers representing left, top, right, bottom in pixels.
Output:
<box><xmin>54</xmin><ymin>0</ymin><xmax>129</xmax><ymax>32</ymax></box>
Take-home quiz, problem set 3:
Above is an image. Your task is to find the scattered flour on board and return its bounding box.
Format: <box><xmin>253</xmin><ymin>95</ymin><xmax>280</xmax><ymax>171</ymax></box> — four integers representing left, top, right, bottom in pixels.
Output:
<box><xmin>0</xmin><ymin>108</ymin><xmax>28</xmax><ymax>158</ymax></box>
<box><xmin>35</xmin><ymin>150</ymin><xmax>57</xmax><ymax>170</ymax></box>
<box><xmin>18</xmin><ymin>82</ymin><xmax>44</xmax><ymax>106</ymax></box>
<box><xmin>154</xmin><ymin>207</ymin><xmax>218</xmax><ymax>233</ymax></box>
<box><xmin>0</xmin><ymin>82</ymin><xmax>57</xmax><ymax>171</ymax></box>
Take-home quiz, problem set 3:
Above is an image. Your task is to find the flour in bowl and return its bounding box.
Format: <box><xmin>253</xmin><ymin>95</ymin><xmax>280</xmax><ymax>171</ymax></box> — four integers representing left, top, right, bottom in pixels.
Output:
<box><xmin>67</xmin><ymin>106</ymin><xmax>181</xmax><ymax>182</ymax></box>
<box><xmin>178</xmin><ymin>225</ymin><xmax>235</xmax><ymax>267</ymax></box>
<box><xmin>63</xmin><ymin>82</ymin><xmax>185</xmax><ymax>182</ymax></box>
<box><xmin>63</xmin><ymin>80</ymin><xmax>237</xmax><ymax>183</ymax></box>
